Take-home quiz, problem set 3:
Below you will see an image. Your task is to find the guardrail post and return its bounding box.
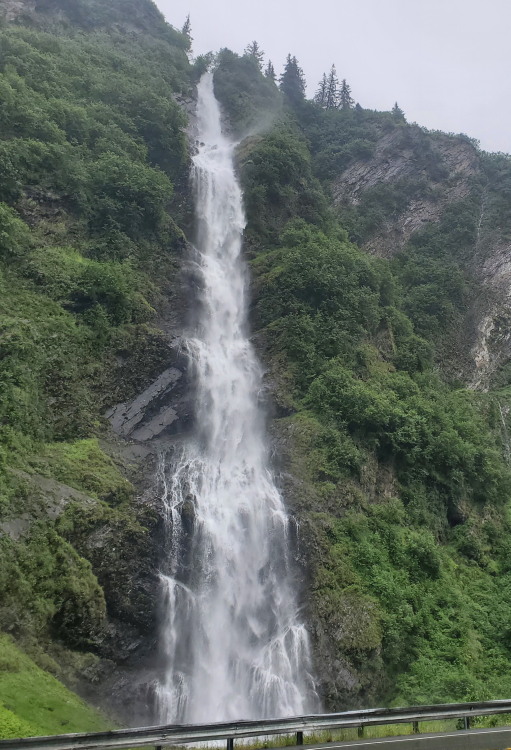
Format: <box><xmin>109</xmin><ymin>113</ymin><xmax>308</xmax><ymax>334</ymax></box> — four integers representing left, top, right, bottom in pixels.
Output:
<box><xmin>296</xmin><ymin>731</ymin><xmax>304</xmax><ymax>745</ymax></box>
<box><xmin>357</xmin><ymin>726</ymin><xmax>364</xmax><ymax>738</ymax></box>
<box><xmin>412</xmin><ymin>721</ymin><xmax>419</xmax><ymax>734</ymax></box>
<box><xmin>227</xmin><ymin>737</ymin><xmax>234</xmax><ymax>750</ymax></box>
<box><xmin>464</xmin><ymin>716</ymin><xmax>470</xmax><ymax>730</ymax></box>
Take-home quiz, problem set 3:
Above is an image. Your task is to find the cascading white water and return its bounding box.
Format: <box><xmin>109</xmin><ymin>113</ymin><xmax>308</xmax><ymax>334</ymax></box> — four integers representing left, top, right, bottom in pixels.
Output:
<box><xmin>156</xmin><ymin>71</ymin><xmax>316</xmax><ymax>724</ymax></box>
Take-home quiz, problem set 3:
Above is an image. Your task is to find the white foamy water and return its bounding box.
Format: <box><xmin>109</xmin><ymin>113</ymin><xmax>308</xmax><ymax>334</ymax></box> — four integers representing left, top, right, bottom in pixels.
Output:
<box><xmin>156</xmin><ymin>71</ymin><xmax>316</xmax><ymax>723</ymax></box>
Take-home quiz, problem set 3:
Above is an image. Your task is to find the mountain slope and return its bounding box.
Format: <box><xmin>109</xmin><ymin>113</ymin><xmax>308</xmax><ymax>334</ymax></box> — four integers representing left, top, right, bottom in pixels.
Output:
<box><xmin>0</xmin><ymin>0</ymin><xmax>197</xmax><ymax>728</ymax></box>
<box><xmin>214</xmin><ymin>53</ymin><xmax>511</xmax><ymax>708</ymax></box>
<box><xmin>2</xmin><ymin>0</ymin><xmax>511</xmax><ymax>728</ymax></box>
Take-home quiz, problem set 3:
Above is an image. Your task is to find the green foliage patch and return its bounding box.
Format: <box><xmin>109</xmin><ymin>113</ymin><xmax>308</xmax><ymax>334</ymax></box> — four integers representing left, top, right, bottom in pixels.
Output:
<box><xmin>0</xmin><ymin>634</ymin><xmax>109</xmax><ymax>738</ymax></box>
<box><xmin>214</xmin><ymin>49</ymin><xmax>281</xmax><ymax>138</ymax></box>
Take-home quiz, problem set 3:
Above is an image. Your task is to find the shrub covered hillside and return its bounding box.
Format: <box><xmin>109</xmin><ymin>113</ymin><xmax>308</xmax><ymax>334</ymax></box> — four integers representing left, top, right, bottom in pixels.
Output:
<box><xmin>0</xmin><ymin>0</ymin><xmax>201</xmax><ymax>732</ymax></box>
<box><xmin>214</xmin><ymin>53</ymin><xmax>511</xmax><ymax>709</ymax></box>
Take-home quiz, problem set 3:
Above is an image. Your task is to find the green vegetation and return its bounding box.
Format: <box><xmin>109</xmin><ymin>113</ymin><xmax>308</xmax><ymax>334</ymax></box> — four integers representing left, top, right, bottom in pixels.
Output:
<box><xmin>0</xmin><ymin>0</ymin><xmax>193</xmax><ymax>731</ymax></box>
<box><xmin>3</xmin><ymin>0</ymin><xmax>511</xmax><ymax>728</ymax></box>
<box><xmin>213</xmin><ymin>49</ymin><xmax>281</xmax><ymax>138</ymax></box>
<box><xmin>0</xmin><ymin>14</ymin><xmax>193</xmax><ymax>455</ymax></box>
<box><xmin>33</xmin><ymin>439</ymin><xmax>133</xmax><ymax>503</ymax></box>
<box><xmin>214</xmin><ymin>53</ymin><xmax>511</xmax><ymax>708</ymax></box>
<box><xmin>0</xmin><ymin>634</ymin><xmax>109</xmax><ymax>737</ymax></box>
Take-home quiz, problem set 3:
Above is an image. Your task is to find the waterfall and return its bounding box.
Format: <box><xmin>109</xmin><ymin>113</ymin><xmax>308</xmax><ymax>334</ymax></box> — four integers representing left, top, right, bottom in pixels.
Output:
<box><xmin>156</xmin><ymin>71</ymin><xmax>316</xmax><ymax>724</ymax></box>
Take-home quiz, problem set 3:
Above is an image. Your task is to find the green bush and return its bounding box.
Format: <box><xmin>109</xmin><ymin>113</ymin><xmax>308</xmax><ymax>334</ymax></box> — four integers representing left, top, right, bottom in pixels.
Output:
<box><xmin>87</xmin><ymin>152</ymin><xmax>173</xmax><ymax>239</ymax></box>
<box><xmin>0</xmin><ymin>204</ymin><xmax>31</xmax><ymax>259</ymax></box>
<box><xmin>38</xmin><ymin>439</ymin><xmax>133</xmax><ymax>504</ymax></box>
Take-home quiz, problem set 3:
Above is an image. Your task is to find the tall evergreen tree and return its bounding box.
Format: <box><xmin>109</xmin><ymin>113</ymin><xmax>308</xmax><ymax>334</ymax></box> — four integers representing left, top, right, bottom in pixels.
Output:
<box><xmin>279</xmin><ymin>54</ymin><xmax>306</xmax><ymax>105</ymax></box>
<box><xmin>325</xmin><ymin>64</ymin><xmax>340</xmax><ymax>109</ymax></box>
<box><xmin>265</xmin><ymin>60</ymin><xmax>277</xmax><ymax>82</ymax></box>
<box><xmin>314</xmin><ymin>73</ymin><xmax>328</xmax><ymax>108</ymax></box>
<box><xmin>392</xmin><ymin>101</ymin><xmax>406</xmax><ymax>121</ymax></box>
<box><xmin>181</xmin><ymin>14</ymin><xmax>192</xmax><ymax>46</ymax></box>
<box><xmin>244</xmin><ymin>40</ymin><xmax>264</xmax><ymax>70</ymax></box>
<box><xmin>339</xmin><ymin>78</ymin><xmax>354</xmax><ymax>110</ymax></box>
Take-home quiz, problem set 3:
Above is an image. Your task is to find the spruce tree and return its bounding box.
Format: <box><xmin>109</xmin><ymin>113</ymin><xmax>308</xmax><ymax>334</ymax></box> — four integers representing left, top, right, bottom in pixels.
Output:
<box><xmin>392</xmin><ymin>102</ymin><xmax>406</xmax><ymax>121</ymax></box>
<box><xmin>279</xmin><ymin>54</ymin><xmax>306</xmax><ymax>105</ymax></box>
<box><xmin>339</xmin><ymin>78</ymin><xmax>354</xmax><ymax>110</ymax></box>
<box><xmin>244</xmin><ymin>41</ymin><xmax>264</xmax><ymax>70</ymax></box>
<box><xmin>325</xmin><ymin>64</ymin><xmax>340</xmax><ymax>109</ymax></box>
<box><xmin>265</xmin><ymin>60</ymin><xmax>277</xmax><ymax>82</ymax></box>
<box><xmin>314</xmin><ymin>73</ymin><xmax>328</xmax><ymax>108</ymax></box>
<box><xmin>181</xmin><ymin>14</ymin><xmax>192</xmax><ymax>45</ymax></box>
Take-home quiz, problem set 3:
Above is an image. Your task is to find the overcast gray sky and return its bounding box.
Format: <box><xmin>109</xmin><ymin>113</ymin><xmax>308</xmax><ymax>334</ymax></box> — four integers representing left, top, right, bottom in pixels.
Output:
<box><xmin>154</xmin><ymin>0</ymin><xmax>510</xmax><ymax>154</ymax></box>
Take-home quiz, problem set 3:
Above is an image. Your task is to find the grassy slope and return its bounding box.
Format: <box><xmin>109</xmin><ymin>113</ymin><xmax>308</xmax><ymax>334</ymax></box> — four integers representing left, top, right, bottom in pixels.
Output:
<box><xmin>0</xmin><ymin>635</ymin><xmax>110</xmax><ymax>738</ymax></box>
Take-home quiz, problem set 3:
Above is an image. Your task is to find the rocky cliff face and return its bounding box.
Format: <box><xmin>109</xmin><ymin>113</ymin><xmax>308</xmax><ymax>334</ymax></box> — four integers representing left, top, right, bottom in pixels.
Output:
<box><xmin>333</xmin><ymin>125</ymin><xmax>511</xmax><ymax>390</ymax></box>
<box><xmin>468</xmin><ymin>217</ymin><xmax>511</xmax><ymax>390</ymax></box>
<box><xmin>95</xmin><ymin>335</ymin><xmax>193</xmax><ymax>722</ymax></box>
<box><xmin>0</xmin><ymin>314</ymin><xmax>194</xmax><ymax>725</ymax></box>
<box><xmin>333</xmin><ymin>127</ymin><xmax>480</xmax><ymax>257</ymax></box>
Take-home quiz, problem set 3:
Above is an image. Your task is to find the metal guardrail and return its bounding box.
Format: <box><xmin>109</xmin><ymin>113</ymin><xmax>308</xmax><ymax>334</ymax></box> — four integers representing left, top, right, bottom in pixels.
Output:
<box><xmin>2</xmin><ymin>700</ymin><xmax>511</xmax><ymax>750</ymax></box>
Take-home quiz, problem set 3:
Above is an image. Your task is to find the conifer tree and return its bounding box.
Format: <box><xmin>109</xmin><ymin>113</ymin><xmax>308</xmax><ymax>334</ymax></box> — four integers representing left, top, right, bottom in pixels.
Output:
<box><xmin>392</xmin><ymin>102</ymin><xmax>406</xmax><ymax>121</ymax></box>
<box><xmin>265</xmin><ymin>60</ymin><xmax>277</xmax><ymax>82</ymax></box>
<box><xmin>279</xmin><ymin>54</ymin><xmax>306</xmax><ymax>105</ymax></box>
<box><xmin>314</xmin><ymin>73</ymin><xmax>328</xmax><ymax>108</ymax></box>
<box><xmin>181</xmin><ymin>14</ymin><xmax>192</xmax><ymax>45</ymax></box>
<box><xmin>325</xmin><ymin>64</ymin><xmax>340</xmax><ymax>109</ymax></box>
<box><xmin>244</xmin><ymin>41</ymin><xmax>264</xmax><ymax>70</ymax></box>
<box><xmin>339</xmin><ymin>78</ymin><xmax>354</xmax><ymax>110</ymax></box>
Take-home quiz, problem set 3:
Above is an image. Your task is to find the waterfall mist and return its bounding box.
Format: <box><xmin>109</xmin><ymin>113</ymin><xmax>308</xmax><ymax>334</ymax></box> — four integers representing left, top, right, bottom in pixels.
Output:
<box><xmin>156</xmin><ymin>71</ymin><xmax>317</xmax><ymax>723</ymax></box>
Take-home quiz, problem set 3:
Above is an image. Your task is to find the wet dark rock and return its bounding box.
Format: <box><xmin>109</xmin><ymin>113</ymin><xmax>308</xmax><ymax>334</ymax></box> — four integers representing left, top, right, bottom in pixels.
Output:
<box><xmin>106</xmin><ymin>367</ymin><xmax>190</xmax><ymax>445</ymax></box>
<box><xmin>88</xmin><ymin>336</ymin><xmax>194</xmax><ymax>722</ymax></box>
<box><xmin>268</xmin><ymin>416</ymin><xmax>392</xmax><ymax>710</ymax></box>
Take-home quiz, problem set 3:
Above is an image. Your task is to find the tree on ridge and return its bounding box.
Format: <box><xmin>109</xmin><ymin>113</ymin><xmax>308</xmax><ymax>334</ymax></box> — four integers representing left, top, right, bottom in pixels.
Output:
<box><xmin>392</xmin><ymin>102</ymin><xmax>406</xmax><ymax>121</ymax></box>
<box><xmin>325</xmin><ymin>64</ymin><xmax>340</xmax><ymax>109</ymax></box>
<box><xmin>280</xmin><ymin>54</ymin><xmax>306</xmax><ymax>105</ymax></box>
<box><xmin>314</xmin><ymin>72</ymin><xmax>328</xmax><ymax>108</ymax></box>
<box><xmin>181</xmin><ymin>14</ymin><xmax>192</xmax><ymax>44</ymax></box>
<box><xmin>265</xmin><ymin>60</ymin><xmax>277</xmax><ymax>82</ymax></box>
<box><xmin>339</xmin><ymin>78</ymin><xmax>354</xmax><ymax>110</ymax></box>
<box><xmin>245</xmin><ymin>41</ymin><xmax>265</xmax><ymax>70</ymax></box>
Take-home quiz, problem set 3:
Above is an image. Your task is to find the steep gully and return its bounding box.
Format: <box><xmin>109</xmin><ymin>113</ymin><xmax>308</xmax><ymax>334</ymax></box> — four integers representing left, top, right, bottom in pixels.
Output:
<box><xmin>148</xmin><ymin>73</ymin><xmax>317</xmax><ymax>722</ymax></box>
